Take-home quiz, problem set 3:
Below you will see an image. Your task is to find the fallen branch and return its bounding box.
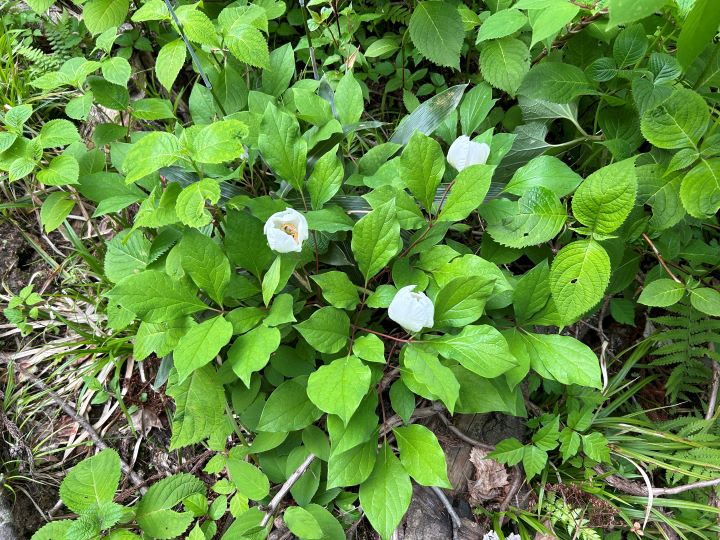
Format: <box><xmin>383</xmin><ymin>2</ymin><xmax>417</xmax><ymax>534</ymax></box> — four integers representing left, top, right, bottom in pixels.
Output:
<box><xmin>437</xmin><ymin>413</ymin><xmax>495</xmax><ymax>452</ymax></box>
<box><xmin>429</xmin><ymin>486</ymin><xmax>462</xmax><ymax>540</ymax></box>
<box><xmin>261</xmin><ymin>453</ymin><xmax>316</xmax><ymax>528</ymax></box>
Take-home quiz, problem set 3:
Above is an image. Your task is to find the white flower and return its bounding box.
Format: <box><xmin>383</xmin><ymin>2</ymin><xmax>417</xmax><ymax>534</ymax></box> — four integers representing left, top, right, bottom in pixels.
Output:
<box><xmin>447</xmin><ymin>135</ymin><xmax>490</xmax><ymax>171</ymax></box>
<box><xmin>263</xmin><ymin>208</ymin><xmax>309</xmax><ymax>253</ymax></box>
<box><xmin>388</xmin><ymin>285</ymin><xmax>434</xmax><ymax>333</ymax></box>
<box><xmin>482</xmin><ymin>533</ymin><xmax>500</xmax><ymax>540</ymax></box>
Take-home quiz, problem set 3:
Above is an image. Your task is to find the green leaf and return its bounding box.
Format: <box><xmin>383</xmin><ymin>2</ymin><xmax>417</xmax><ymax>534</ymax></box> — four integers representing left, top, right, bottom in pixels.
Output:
<box><xmin>359</xmin><ymin>443</ymin><xmax>412</xmax><ymax>540</ymax></box>
<box><xmin>102</xmin><ymin>56</ymin><xmax>131</xmax><ymax>86</ymax></box>
<box><xmin>433</xmin><ymin>275</ymin><xmax>494</xmax><ymax>327</ymax></box>
<box><xmin>638</xmin><ymin>278</ymin><xmax>685</xmax><ymax>307</ymax></box>
<box><xmin>608</xmin><ymin>0</ymin><xmax>667</xmax><ymax>27</ymax></box>
<box><xmin>227</xmin><ymin>459</ymin><xmax>270</xmax><ymax>500</ymax></box>
<box><xmin>227</xmin><ymin>24</ymin><xmax>269</xmax><ymax>68</ymax></box>
<box><xmin>261</xmin><ymin>256</ymin><xmax>282</xmax><ymax>307</ymax></box>
<box><xmin>451</xmin><ymin>365</ymin><xmax>526</xmax><ymax>415</ymax></box>
<box><xmin>167</xmin><ymin>366</ymin><xmax>226</xmax><ymax>449</ymax></box>
<box><xmin>177</xmin><ymin>231</ymin><xmax>231</xmax><ymax>305</ymax></box>
<box><xmin>390</xmin><ymin>84</ymin><xmax>467</xmax><ymax>145</ymax></box>
<box><xmin>640</xmin><ymin>88</ymin><xmax>709</xmax><ymax>150</ymax></box>
<box><xmin>228</xmin><ymin>324</ymin><xmax>281</xmax><ymax>386</ymax></box>
<box><xmin>459</xmin><ymin>83</ymin><xmax>495</xmax><ymax>136</ymax></box>
<box><xmin>690</xmin><ymin>287</ymin><xmax>720</xmax><ymax>317</ymax></box>
<box><xmin>225</xmin><ymin>210</ymin><xmax>273</xmax><ymax>279</ymax></box>
<box><xmin>136</xmin><ymin>474</ymin><xmax>205</xmax><ymax>539</ymax></box>
<box><xmin>257</xmin><ymin>376</ymin><xmax>322</xmax><ymax>432</ymax></box>
<box><xmin>353</xmin><ymin>334</ymin><xmax>386</xmax><ymax>364</ymax></box>
<box><xmin>365</xmin><ymin>38</ymin><xmax>400</xmax><ymax>58</ymax></box>
<box><xmin>41</xmin><ymin>192</ymin><xmax>74</xmax><ymax>233</ymax></box>
<box><xmin>393</xmin><ymin>425</ymin><xmax>451</xmax><ymax>488</ymax></box>
<box><xmin>335</xmin><ymin>71</ymin><xmax>363</xmax><ymax>126</ymax></box>
<box><xmin>476</xmin><ymin>9</ymin><xmax>527</xmax><ymax>42</ymax></box>
<box><xmin>259</xmin><ymin>103</ymin><xmax>307</xmax><ymax>190</ymax></box>
<box><xmin>176</xmin><ymin>179</ymin><xmax>220</xmax><ymax>228</ymax></box>
<box><xmin>613</xmin><ymin>24</ymin><xmax>648</xmax><ymax>67</ymax></box>
<box><xmin>311</xmin><ymin>271</ymin><xmax>360</xmax><ymax>310</ymax></box>
<box><xmin>351</xmin><ymin>200</ymin><xmax>401</xmax><ymax>282</ymax></box>
<box><xmin>677</xmin><ymin>0</ymin><xmax>720</xmax><ymax>70</ymax></box>
<box><xmin>429</xmin><ymin>325</ymin><xmax>517</xmax><ymax>378</ymax></box>
<box><xmin>398</xmin><ymin>130</ymin><xmax>445</xmax><ymax>211</ymax></box>
<box><xmin>284</xmin><ymin>507</ymin><xmax>323</xmax><ymax>540</ymax></box>
<box><xmin>37</xmin><ymin>155</ymin><xmax>79</xmax><ymax>186</ymax></box>
<box><xmin>263</xmin><ymin>43</ymin><xmax>295</xmax><ymax>97</ymax></box>
<box><xmin>528</xmin><ymin>2</ymin><xmax>579</xmax><ymax>47</ymax></box>
<box><xmin>59</xmin><ymin>449</ymin><xmax>120</xmax><ymax>513</ymax></box>
<box><xmin>123</xmin><ymin>132</ymin><xmax>180</xmax><ymax>184</ymax></box>
<box><xmin>572</xmin><ymin>157</ymin><xmax>637</xmax><ymax>234</ymax></box>
<box><xmin>504</xmin><ymin>155</ymin><xmax>581</xmax><ymax>198</ymax></box>
<box><xmin>307</xmin><ymin>149</ymin><xmax>344</xmax><ymax>209</ymax></box>
<box><xmin>156</xmin><ymin>39</ymin><xmax>186</xmax><ymax>91</ymax></box>
<box><xmin>514</xmin><ymin>331</ymin><xmax>602</xmax><ymax>388</ymax></box>
<box><xmin>408</xmin><ymin>1</ymin><xmax>464</xmax><ymax>70</ymax></box>
<box><xmin>403</xmin><ymin>346</ymin><xmax>459</xmax><ymax>414</ymax></box>
<box><xmin>83</xmin><ymin>0</ymin><xmax>129</xmax><ymax>34</ymax></box>
<box><xmin>437</xmin><ymin>164</ymin><xmax>493</xmax><ymax>222</ymax></box>
<box><xmin>88</xmin><ymin>76</ymin><xmax>128</xmax><ymax>110</ymax></box>
<box><xmin>188</xmin><ymin>119</ymin><xmax>248</xmax><ymax>163</ymax></box>
<box><xmin>522</xmin><ymin>445</ymin><xmax>547</xmax><ymax>479</ymax></box>
<box><xmin>25</xmin><ymin>0</ymin><xmax>55</xmax><ymax>13</ymax></box>
<box><xmin>106</xmin><ymin>270</ymin><xmax>206</xmax><ymax>323</ymax></box>
<box><xmin>328</xmin><ymin>437</ymin><xmax>377</xmax><ymax>488</ymax></box>
<box><xmin>307</xmin><ymin>356</ymin><xmax>371</xmax><ymax>424</ymax></box>
<box><xmin>4</xmin><ymin>103</ymin><xmax>32</xmax><ymax>131</ymax></box>
<box><xmin>38</xmin><ymin>119</ymin><xmax>80</xmax><ymax>148</ymax></box>
<box><xmin>519</xmin><ymin>62</ymin><xmax>594</xmax><ymax>103</ymax></box>
<box><xmin>104</xmin><ymin>229</ymin><xmax>150</xmax><ymax>284</ymax></box>
<box><xmin>489</xmin><ymin>438</ymin><xmax>525</xmax><ymax>465</ymax></box>
<box><xmin>549</xmin><ymin>240</ymin><xmax>610</xmax><ymax>324</ymax></box>
<box><xmin>131</xmin><ymin>98</ymin><xmax>175</xmax><ymax>120</ymax></box>
<box><xmin>295</xmin><ymin>306</ymin><xmax>350</xmax><ymax>354</ymax></box>
<box><xmin>679</xmin><ymin>158</ymin><xmax>720</xmax><ymax>218</ymax></box>
<box><xmin>485</xmin><ymin>187</ymin><xmax>566</xmax><ymax>248</ymax></box>
<box><xmin>174</xmin><ymin>316</ymin><xmax>233</xmax><ymax>382</ymax></box>
<box><xmin>480</xmin><ymin>37</ymin><xmax>530</xmax><ymax>95</ymax></box>
<box><xmin>582</xmin><ymin>432</ymin><xmax>610</xmax><ymax>463</ymax></box>
<box><xmin>31</xmin><ymin>521</ymin><xmax>73</xmax><ymax>540</ymax></box>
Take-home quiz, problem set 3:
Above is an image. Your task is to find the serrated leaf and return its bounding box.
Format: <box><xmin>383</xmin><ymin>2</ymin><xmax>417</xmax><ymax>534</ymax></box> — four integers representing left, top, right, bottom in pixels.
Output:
<box><xmin>393</xmin><ymin>425</ymin><xmax>451</xmax><ymax>488</ymax></box>
<box><xmin>60</xmin><ymin>449</ymin><xmax>120</xmax><ymax>513</ymax></box>
<box><xmin>176</xmin><ymin>179</ymin><xmax>220</xmax><ymax>228</ymax></box>
<box><xmin>572</xmin><ymin>157</ymin><xmax>637</xmax><ymax>234</ymax></box>
<box><xmin>359</xmin><ymin>443</ymin><xmax>412</xmax><ymax>540</ymax></box>
<box><xmin>136</xmin><ymin>474</ymin><xmax>205</xmax><ymax>538</ymax></box>
<box><xmin>408</xmin><ymin>1</ymin><xmax>464</xmax><ymax>69</ymax></box>
<box><xmin>476</xmin><ymin>9</ymin><xmax>527</xmax><ymax>42</ymax></box>
<box><xmin>640</xmin><ymin>88</ymin><xmax>709</xmax><ymax>150</ymax></box>
<box><xmin>155</xmin><ymin>39</ymin><xmax>186</xmax><ymax>91</ymax></box>
<box><xmin>690</xmin><ymin>287</ymin><xmax>720</xmax><ymax>317</ymax></box>
<box><xmin>480</xmin><ymin>37</ymin><xmax>529</xmax><ymax>95</ymax></box>
<box><xmin>38</xmin><ymin>119</ymin><xmax>80</xmax><ymax>148</ymax></box>
<box><xmin>188</xmin><ymin>119</ymin><xmax>248</xmax><ymax>164</ymax></box>
<box><xmin>123</xmin><ymin>132</ymin><xmax>180</xmax><ymax>184</ymax></box>
<box><xmin>37</xmin><ymin>155</ymin><xmax>79</xmax><ymax>186</ymax></box>
<box><xmin>519</xmin><ymin>62</ymin><xmax>594</xmax><ymax>103</ymax></box>
<box><xmin>608</xmin><ymin>0</ymin><xmax>667</xmax><ymax>27</ymax></box>
<box><xmin>679</xmin><ymin>158</ymin><xmax>720</xmax><ymax>219</ymax></box>
<box><xmin>104</xmin><ymin>229</ymin><xmax>150</xmax><ymax>283</ymax></box>
<box><xmin>582</xmin><ymin>432</ymin><xmax>610</xmax><ymax>463</ymax></box>
<box><xmin>613</xmin><ymin>23</ymin><xmax>648</xmax><ymax>68</ymax></box>
<box><xmin>549</xmin><ymin>240</ymin><xmax>610</xmax><ymax>324</ymax></box>
<box><xmin>227</xmin><ymin>24</ymin><xmax>269</xmax><ymax>68</ymax></box>
<box><xmin>522</xmin><ymin>445</ymin><xmax>547</xmax><ymax>479</ymax></box>
<box><xmin>41</xmin><ymin>192</ymin><xmax>74</xmax><ymax>233</ymax></box>
<box><xmin>83</xmin><ymin>0</ymin><xmax>129</xmax><ymax>34</ymax></box>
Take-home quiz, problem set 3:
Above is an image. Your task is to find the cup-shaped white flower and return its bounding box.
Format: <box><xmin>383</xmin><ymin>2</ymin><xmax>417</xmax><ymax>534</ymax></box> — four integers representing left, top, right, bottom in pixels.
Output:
<box><xmin>263</xmin><ymin>208</ymin><xmax>309</xmax><ymax>253</ymax></box>
<box><xmin>388</xmin><ymin>285</ymin><xmax>434</xmax><ymax>333</ymax></box>
<box><xmin>447</xmin><ymin>135</ymin><xmax>490</xmax><ymax>171</ymax></box>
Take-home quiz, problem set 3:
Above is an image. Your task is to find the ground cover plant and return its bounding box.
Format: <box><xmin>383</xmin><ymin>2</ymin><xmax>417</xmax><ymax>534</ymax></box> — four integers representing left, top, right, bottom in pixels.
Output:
<box><xmin>1</xmin><ymin>0</ymin><xmax>720</xmax><ymax>538</ymax></box>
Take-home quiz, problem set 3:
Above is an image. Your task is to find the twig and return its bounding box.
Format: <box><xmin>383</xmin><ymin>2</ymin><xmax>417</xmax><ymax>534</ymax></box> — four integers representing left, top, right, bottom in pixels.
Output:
<box><xmin>437</xmin><ymin>413</ymin><xmax>495</xmax><ymax>452</ymax></box>
<box><xmin>642</xmin><ymin>233</ymin><xmax>683</xmax><ymax>284</ymax></box>
<box><xmin>429</xmin><ymin>486</ymin><xmax>461</xmax><ymax>540</ymax></box>
<box><xmin>0</xmin><ymin>353</ymin><xmax>147</xmax><ymax>493</ymax></box>
<box><xmin>499</xmin><ymin>465</ymin><xmax>524</xmax><ymax>523</ymax></box>
<box><xmin>261</xmin><ymin>453</ymin><xmax>316</xmax><ymax>528</ymax></box>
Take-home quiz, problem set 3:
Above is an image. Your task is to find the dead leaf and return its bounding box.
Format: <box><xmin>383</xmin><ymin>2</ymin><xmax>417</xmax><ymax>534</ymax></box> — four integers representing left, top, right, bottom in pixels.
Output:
<box><xmin>467</xmin><ymin>447</ymin><xmax>509</xmax><ymax>505</ymax></box>
<box><xmin>129</xmin><ymin>408</ymin><xmax>163</xmax><ymax>436</ymax></box>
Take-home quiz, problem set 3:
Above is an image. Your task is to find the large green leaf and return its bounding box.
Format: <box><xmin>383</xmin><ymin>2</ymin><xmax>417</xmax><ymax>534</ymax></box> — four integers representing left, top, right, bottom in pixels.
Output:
<box><xmin>174</xmin><ymin>316</ymin><xmax>233</xmax><ymax>382</ymax></box>
<box><xmin>393</xmin><ymin>425</ymin><xmax>451</xmax><ymax>488</ymax></box>
<box><xmin>227</xmin><ymin>24</ymin><xmax>269</xmax><ymax>68</ymax></box>
<box><xmin>480</xmin><ymin>37</ymin><xmax>530</xmax><ymax>95</ymax></box>
<box><xmin>40</xmin><ymin>192</ymin><xmax>74</xmax><ymax>233</ymax></box>
<box><xmin>136</xmin><ymin>474</ymin><xmax>205</xmax><ymax>538</ymax></box>
<box><xmin>433</xmin><ymin>275</ymin><xmax>494</xmax><ymax>327</ymax></box>
<box><xmin>429</xmin><ymin>325</ymin><xmax>518</xmax><ymax>378</ymax></box>
<box><xmin>638</xmin><ymin>278</ymin><xmax>685</xmax><ymax>307</ymax></box>
<box><xmin>408</xmin><ymin>1</ymin><xmax>464</xmax><ymax>69</ymax></box>
<box><xmin>259</xmin><ymin>103</ymin><xmax>307</xmax><ymax>190</ymax></box>
<box><xmin>351</xmin><ymin>200</ymin><xmax>401</xmax><ymax>282</ymax></box>
<box><xmin>398</xmin><ymin>130</ymin><xmax>445</xmax><ymax>211</ymax></box>
<box><xmin>59</xmin><ymin>449</ymin><xmax>120</xmax><ymax>513</ymax></box>
<box><xmin>402</xmin><ymin>346</ymin><xmax>459</xmax><ymax>414</ymax></box>
<box><xmin>519</xmin><ymin>62</ymin><xmax>595</xmax><ymax>103</ymax></box>
<box><xmin>155</xmin><ymin>39</ymin><xmax>186</xmax><ymax>91</ymax></box>
<box><xmin>307</xmin><ymin>356</ymin><xmax>372</xmax><ymax>424</ymax></box>
<box><xmin>528</xmin><ymin>2</ymin><xmax>579</xmax><ymax>47</ymax></box>
<box><xmin>476</xmin><ymin>9</ymin><xmax>527</xmax><ymax>42</ymax></box>
<box><xmin>123</xmin><ymin>132</ymin><xmax>180</xmax><ymax>184</ymax></box>
<box><xmin>676</xmin><ymin>0</ymin><xmax>720</xmax><ymax>69</ymax></box>
<box><xmin>295</xmin><ymin>307</ymin><xmax>350</xmax><ymax>354</ymax></box>
<box><xmin>504</xmin><ymin>155</ymin><xmax>582</xmax><ymax>197</ymax></box>
<box><xmin>608</xmin><ymin>0</ymin><xmax>667</xmax><ymax>27</ymax></box>
<box><xmin>640</xmin><ymin>88</ymin><xmax>709</xmax><ymax>149</ymax></box>
<box><xmin>104</xmin><ymin>230</ymin><xmax>150</xmax><ymax>284</ymax></box>
<box><xmin>83</xmin><ymin>0</ymin><xmax>129</xmax><ymax>34</ymax></box>
<box><xmin>257</xmin><ymin>377</ymin><xmax>322</xmax><ymax>432</ymax></box>
<box><xmin>227</xmin><ymin>324</ymin><xmax>281</xmax><ymax>386</ymax></box>
<box><xmin>359</xmin><ymin>443</ymin><xmax>412</xmax><ymax>540</ymax></box>
<box><xmin>437</xmin><ymin>164</ymin><xmax>494</xmax><ymax>222</ymax></box>
<box><xmin>571</xmin><ymin>158</ymin><xmax>637</xmax><ymax>234</ymax></box>
<box><xmin>679</xmin><ymin>158</ymin><xmax>720</xmax><ymax>218</ymax></box>
<box><xmin>549</xmin><ymin>240</ymin><xmax>610</xmax><ymax>324</ymax></box>
<box><xmin>187</xmin><ymin>119</ymin><xmax>248</xmax><ymax>164</ymax></box>
<box><xmin>226</xmin><ymin>459</ymin><xmax>270</xmax><ymax>500</ymax></box>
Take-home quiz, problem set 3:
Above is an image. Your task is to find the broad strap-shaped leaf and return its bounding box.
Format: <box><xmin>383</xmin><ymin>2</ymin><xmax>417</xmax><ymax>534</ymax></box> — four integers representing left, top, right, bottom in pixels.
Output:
<box><xmin>571</xmin><ymin>157</ymin><xmax>637</xmax><ymax>234</ymax></box>
<box><xmin>549</xmin><ymin>240</ymin><xmax>610</xmax><ymax>324</ymax></box>
<box><xmin>359</xmin><ymin>443</ymin><xmax>413</xmax><ymax>540</ymax></box>
<box><xmin>307</xmin><ymin>356</ymin><xmax>372</xmax><ymax>424</ymax></box>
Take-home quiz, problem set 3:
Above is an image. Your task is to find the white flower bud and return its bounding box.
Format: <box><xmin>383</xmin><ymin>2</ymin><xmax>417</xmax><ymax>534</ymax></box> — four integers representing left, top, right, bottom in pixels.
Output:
<box><xmin>263</xmin><ymin>208</ymin><xmax>309</xmax><ymax>253</ymax></box>
<box><xmin>388</xmin><ymin>285</ymin><xmax>434</xmax><ymax>333</ymax></box>
<box><xmin>447</xmin><ymin>135</ymin><xmax>490</xmax><ymax>171</ymax></box>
